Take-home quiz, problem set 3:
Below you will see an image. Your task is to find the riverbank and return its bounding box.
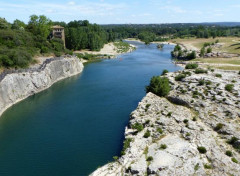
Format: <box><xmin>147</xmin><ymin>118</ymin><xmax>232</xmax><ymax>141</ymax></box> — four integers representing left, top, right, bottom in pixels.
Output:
<box><xmin>74</xmin><ymin>41</ymin><xmax>136</xmax><ymax>59</ymax></box>
<box><xmin>170</xmin><ymin>37</ymin><xmax>240</xmax><ymax>70</ymax></box>
<box><xmin>0</xmin><ymin>56</ymin><xmax>84</xmax><ymax>117</ymax></box>
<box><xmin>91</xmin><ymin>67</ymin><xmax>240</xmax><ymax>176</ymax></box>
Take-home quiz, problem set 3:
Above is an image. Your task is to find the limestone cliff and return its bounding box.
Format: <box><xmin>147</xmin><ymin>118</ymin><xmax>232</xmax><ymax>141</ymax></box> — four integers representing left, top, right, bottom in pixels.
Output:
<box><xmin>0</xmin><ymin>56</ymin><xmax>84</xmax><ymax>117</ymax></box>
<box><xmin>91</xmin><ymin>69</ymin><xmax>240</xmax><ymax>176</ymax></box>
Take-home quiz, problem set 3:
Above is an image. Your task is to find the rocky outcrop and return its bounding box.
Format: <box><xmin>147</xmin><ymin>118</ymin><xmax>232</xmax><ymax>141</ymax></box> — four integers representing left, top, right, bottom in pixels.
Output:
<box><xmin>91</xmin><ymin>69</ymin><xmax>240</xmax><ymax>176</ymax></box>
<box><xmin>0</xmin><ymin>56</ymin><xmax>84</xmax><ymax>117</ymax></box>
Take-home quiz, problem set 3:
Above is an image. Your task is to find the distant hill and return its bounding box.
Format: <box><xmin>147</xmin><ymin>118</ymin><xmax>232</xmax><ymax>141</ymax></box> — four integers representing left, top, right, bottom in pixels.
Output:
<box><xmin>102</xmin><ymin>22</ymin><xmax>240</xmax><ymax>27</ymax></box>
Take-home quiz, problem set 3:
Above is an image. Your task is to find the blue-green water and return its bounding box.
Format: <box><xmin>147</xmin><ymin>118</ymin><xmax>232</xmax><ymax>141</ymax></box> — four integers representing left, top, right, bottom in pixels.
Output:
<box><xmin>0</xmin><ymin>41</ymin><xmax>180</xmax><ymax>176</ymax></box>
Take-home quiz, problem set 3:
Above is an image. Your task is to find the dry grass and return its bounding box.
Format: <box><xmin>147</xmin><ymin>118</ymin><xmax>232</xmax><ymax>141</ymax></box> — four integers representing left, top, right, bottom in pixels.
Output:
<box><xmin>193</xmin><ymin>57</ymin><xmax>240</xmax><ymax>65</ymax></box>
<box><xmin>170</xmin><ymin>37</ymin><xmax>240</xmax><ymax>54</ymax></box>
<box><xmin>213</xmin><ymin>65</ymin><xmax>240</xmax><ymax>71</ymax></box>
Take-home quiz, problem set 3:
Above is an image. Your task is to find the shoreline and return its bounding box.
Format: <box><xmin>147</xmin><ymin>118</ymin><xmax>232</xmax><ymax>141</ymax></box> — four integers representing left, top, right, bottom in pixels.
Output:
<box><xmin>74</xmin><ymin>42</ymin><xmax>136</xmax><ymax>59</ymax></box>
<box><xmin>91</xmin><ymin>66</ymin><xmax>240</xmax><ymax>176</ymax></box>
<box><xmin>0</xmin><ymin>56</ymin><xmax>84</xmax><ymax>117</ymax></box>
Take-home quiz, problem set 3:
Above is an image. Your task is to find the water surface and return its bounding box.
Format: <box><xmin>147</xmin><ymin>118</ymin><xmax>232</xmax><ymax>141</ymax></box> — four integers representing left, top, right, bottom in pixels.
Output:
<box><xmin>0</xmin><ymin>41</ymin><xmax>180</xmax><ymax>176</ymax></box>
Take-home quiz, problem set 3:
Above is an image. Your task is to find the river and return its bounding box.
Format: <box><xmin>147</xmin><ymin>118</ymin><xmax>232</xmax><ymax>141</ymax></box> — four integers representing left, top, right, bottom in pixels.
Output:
<box><xmin>0</xmin><ymin>41</ymin><xmax>181</xmax><ymax>176</ymax></box>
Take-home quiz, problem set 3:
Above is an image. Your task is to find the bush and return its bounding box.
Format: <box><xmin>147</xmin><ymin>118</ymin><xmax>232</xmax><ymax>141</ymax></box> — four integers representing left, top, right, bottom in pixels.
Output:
<box><xmin>146</xmin><ymin>76</ymin><xmax>171</xmax><ymax>97</ymax></box>
<box><xmin>157</xmin><ymin>128</ymin><xmax>163</xmax><ymax>134</ymax></box>
<box><xmin>185</xmin><ymin>63</ymin><xmax>198</xmax><ymax>69</ymax></box>
<box><xmin>232</xmin><ymin>158</ymin><xmax>238</xmax><ymax>163</ymax></box>
<box><xmin>225</xmin><ymin>150</ymin><xmax>233</xmax><ymax>157</ymax></box>
<box><xmin>225</xmin><ymin>84</ymin><xmax>234</xmax><ymax>92</ymax></box>
<box><xmin>161</xmin><ymin>69</ymin><xmax>169</xmax><ymax>75</ymax></box>
<box><xmin>183</xmin><ymin>119</ymin><xmax>189</xmax><ymax>124</ymax></box>
<box><xmin>146</xmin><ymin>156</ymin><xmax>153</xmax><ymax>161</ymax></box>
<box><xmin>143</xmin><ymin>130</ymin><xmax>151</xmax><ymax>138</ymax></box>
<box><xmin>121</xmin><ymin>138</ymin><xmax>133</xmax><ymax>156</ymax></box>
<box><xmin>204</xmin><ymin>164</ymin><xmax>212</xmax><ymax>169</ymax></box>
<box><xmin>160</xmin><ymin>144</ymin><xmax>167</xmax><ymax>150</ymax></box>
<box><xmin>195</xmin><ymin>69</ymin><xmax>208</xmax><ymax>74</ymax></box>
<box><xmin>215</xmin><ymin>74</ymin><xmax>222</xmax><ymax>78</ymax></box>
<box><xmin>175</xmin><ymin>74</ymin><xmax>186</xmax><ymax>81</ymax></box>
<box><xmin>132</xmin><ymin>123</ymin><xmax>144</xmax><ymax>132</ymax></box>
<box><xmin>227</xmin><ymin>136</ymin><xmax>238</xmax><ymax>145</ymax></box>
<box><xmin>186</xmin><ymin>51</ymin><xmax>196</xmax><ymax>60</ymax></box>
<box><xmin>197</xmin><ymin>146</ymin><xmax>207</xmax><ymax>154</ymax></box>
<box><xmin>207</xmin><ymin>47</ymin><xmax>212</xmax><ymax>53</ymax></box>
<box><xmin>198</xmin><ymin>79</ymin><xmax>205</xmax><ymax>85</ymax></box>
<box><xmin>54</xmin><ymin>51</ymin><xmax>61</xmax><ymax>57</ymax></box>
<box><xmin>214</xmin><ymin>123</ymin><xmax>224</xmax><ymax>131</ymax></box>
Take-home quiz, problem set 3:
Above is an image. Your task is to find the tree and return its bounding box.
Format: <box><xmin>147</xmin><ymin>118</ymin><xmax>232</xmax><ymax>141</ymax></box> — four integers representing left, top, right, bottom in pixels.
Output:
<box><xmin>146</xmin><ymin>76</ymin><xmax>171</xmax><ymax>97</ymax></box>
<box><xmin>27</xmin><ymin>15</ymin><xmax>52</xmax><ymax>39</ymax></box>
<box><xmin>12</xmin><ymin>19</ymin><xmax>26</xmax><ymax>30</ymax></box>
<box><xmin>0</xmin><ymin>18</ymin><xmax>11</xmax><ymax>29</ymax></box>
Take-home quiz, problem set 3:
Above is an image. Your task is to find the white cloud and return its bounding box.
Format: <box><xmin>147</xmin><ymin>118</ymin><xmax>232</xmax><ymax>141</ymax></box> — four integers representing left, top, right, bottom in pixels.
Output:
<box><xmin>0</xmin><ymin>1</ymin><xmax>127</xmax><ymax>22</ymax></box>
<box><xmin>68</xmin><ymin>1</ymin><xmax>76</xmax><ymax>6</ymax></box>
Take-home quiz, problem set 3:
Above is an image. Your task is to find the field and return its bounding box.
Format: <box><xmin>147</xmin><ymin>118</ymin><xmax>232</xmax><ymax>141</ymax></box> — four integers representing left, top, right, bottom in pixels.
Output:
<box><xmin>170</xmin><ymin>37</ymin><xmax>240</xmax><ymax>54</ymax></box>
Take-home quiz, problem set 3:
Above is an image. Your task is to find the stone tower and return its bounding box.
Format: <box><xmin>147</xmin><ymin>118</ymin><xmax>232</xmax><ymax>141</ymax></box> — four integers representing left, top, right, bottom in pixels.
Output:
<box><xmin>51</xmin><ymin>25</ymin><xmax>66</xmax><ymax>48</ymax></box>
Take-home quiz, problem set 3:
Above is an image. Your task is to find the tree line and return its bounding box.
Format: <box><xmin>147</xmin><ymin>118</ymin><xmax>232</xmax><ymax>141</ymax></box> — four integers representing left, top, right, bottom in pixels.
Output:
<box><xmin>102</xmin><ymin>24</ymin><xmax>240</xmax><ymax>44</ymax></box>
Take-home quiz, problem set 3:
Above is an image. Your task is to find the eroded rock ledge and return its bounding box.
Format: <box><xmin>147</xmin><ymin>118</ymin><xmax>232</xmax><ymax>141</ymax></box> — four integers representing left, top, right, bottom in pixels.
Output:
<box><xmin>91</xmin><ymin>69</ymin><xmax>240</xmax><ymax>176</ymax></box>
<box><xmin>0</xmin><ymin>56</ymin><xmax>84</xmax><ymax>117</ymax></box>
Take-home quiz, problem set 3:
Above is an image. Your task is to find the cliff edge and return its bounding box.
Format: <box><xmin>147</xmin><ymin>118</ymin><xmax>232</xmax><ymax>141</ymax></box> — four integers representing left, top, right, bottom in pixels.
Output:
<box><xmin>91</xmin><ymin>68</ymin><xmax>240</xmax><ymax>176</ymax></box>
<box><xmin>0</xmin><ymin>56</ymin><xmax>84</xmax><ymax>117</ymax></box>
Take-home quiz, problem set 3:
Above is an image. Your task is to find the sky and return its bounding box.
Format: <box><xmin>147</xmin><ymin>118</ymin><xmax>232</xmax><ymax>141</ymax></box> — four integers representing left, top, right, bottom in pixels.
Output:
<box><xmin>0</xmin><ymin>0</ymin><xmax>240</xmax><ymax>24</ymax></box>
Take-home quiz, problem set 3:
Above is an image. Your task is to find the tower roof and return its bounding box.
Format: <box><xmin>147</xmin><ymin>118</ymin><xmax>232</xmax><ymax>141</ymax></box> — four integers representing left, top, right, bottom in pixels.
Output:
<box><xmin>52</xmin><ymin>25</ymin><xmax>64</xmax><ymax>29</ymax></box>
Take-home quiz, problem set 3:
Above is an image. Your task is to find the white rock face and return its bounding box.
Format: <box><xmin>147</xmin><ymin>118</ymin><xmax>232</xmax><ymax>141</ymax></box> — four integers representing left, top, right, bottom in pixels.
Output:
<box><xmin>91</xmin><ymin>69</ymin><xmax>240</xmax><ymax>176</ymax></box>
<box><xmin>0</xmin><ymin>56</ymin><xmax>84</xmax><ymax>117</ymax></box>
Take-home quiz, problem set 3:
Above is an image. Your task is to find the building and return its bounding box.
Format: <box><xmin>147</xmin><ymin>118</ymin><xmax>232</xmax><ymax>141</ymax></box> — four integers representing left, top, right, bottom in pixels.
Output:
<box><xmin>51</xmin><ymin>25</ymin><xmax>65</xmax><ymax>48</ymax></box>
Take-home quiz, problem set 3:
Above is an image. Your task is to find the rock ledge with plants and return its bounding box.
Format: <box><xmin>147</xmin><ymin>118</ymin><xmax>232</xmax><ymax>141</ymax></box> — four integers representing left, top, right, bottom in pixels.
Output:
<box><xmin>91</xmin><ymin>65</ymin><xmax>240</xmax><ymax>176</ymax></box>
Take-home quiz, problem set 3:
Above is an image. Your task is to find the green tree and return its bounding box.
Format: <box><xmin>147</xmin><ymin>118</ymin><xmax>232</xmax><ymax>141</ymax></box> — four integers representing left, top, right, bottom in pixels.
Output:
<box><xmin>12</xmin><ymin>19</ymin><xmax>26</xmax><ymax>30</ymax></box>
<box><xmin>146</xmin><ymin>76</ymin><xmax>171</xmax><ymax>97</ymax></box>
<box><xmin>0</xmin><ymin>18</ymin><xmax>11</xmax><ymax>29</ymax></box>
<box><xmin>27</xmin><ymin>15</ymin><xmax>52</xmax><ymax>39</ymax></box>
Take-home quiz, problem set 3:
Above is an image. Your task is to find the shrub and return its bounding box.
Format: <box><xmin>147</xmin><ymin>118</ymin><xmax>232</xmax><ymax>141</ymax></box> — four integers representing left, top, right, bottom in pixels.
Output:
<box><xmin>206</xmin><ymin>81</ymin><xmax>212</xmax><ymax>85</ymax></box>
<box><xmin>232</xmin><ymin>158</ymin><xmax>238</xmax><ymax>163</ymax></box>
<box><xmin>146</xmin><ymin>76</ymin><xmax>171</xmax><ymax>97</ymax></box>
<box><xmin>146</xmin><ymin>156</ymin><xmax>153</xmax><ymax>161</ymax></box>
<box><xmin>198</xmin><ymin>79</ymin><xmax>205</xmax><ymax>85</ymax></box>
<box><xmin>214</xmin><ymin>123</ymin><xmax>224</xmax><ymax>131</ymax></box>
<box><xmin>157</xmin><ymin>128</ymin><xmax>163</xmax><ymax>134</ymax></box>
<box><xmin>204</xmin><ymin>164</ymin><xmax>212</xmax><ymax>169</ymax></box>
<box><xmin>200</xmin><ymin>47</ymin><xmax>205</xmax><ymax>57</ymax></box>
<box><xmin>161</xmin><ymin>69</ymin><xmax>169</xmax><ymax>75</ymax></box>
<box><xmin>215</xmin><ymin>74</ymin><xmax>222</xmax><ymax>78</ymax></box>
<box><xmin>238</xmin><ymin>71</ymin><xmax>240</xmax><ymax>75</ymax></box>
<box><xmin>113</xmin><ymin>156</ymin><xmax>119</xmax><ymax>161</ymax></box>
<box><xmin>143</xmin><ymin>130</ymin><xmax>151</xmax><ymax>138</ymax></box>
<box><xmin>175</xmin><ymin>74</ymin><xmax>186</xmax><ymax>81</ymax></box>
<box><xmin>183</xmin><ymin>119</ymin><xmax>189</xmax><ymax>124</ymax></box>
<box><xmin>225</xmin><ymin>150</ymin><xmax>233</xmax><ymax>157</ymax></box>
<box><xmin>174</xmin><ymin>44</ymin><xmax>181</xmax><ymax>52</ymax></box>
<box><xmin>227</xmin><ymin>136</ymin><xmax>238</xmax><ymax>145</ymax></box>
<box><xmin>160</xmin><ymin>144</ymin><xmax>167</xmax><ymax>150</ymax></box>
<box><xmin>197</xmin><ymin>146</ymin><xmax>207</xmax><ymax>154</ymax></box>
<box><xmin>132</xmin><ymin>123</ymin><xmax>144</xmax><ymax>132</ymax></box>
<box><xmin>185</xmin><ymin>63</ymin><xmax>198</xmax><ymax>69</ymax></box>
<box><xmin>225</xmin><ymin>84</ymin><xmax>234</xmax><ymax>92</ymax></box>
<box><xmin>207</xmin><ymin>47</ymin><xmax>212</xmax><ymax>53</ymax></box>
<box><xmin>121</xmin><ymin>138</ymin><xmax>132</xmax><ymax>156</ymax></box>
<box><xmin>195</xmin><ymin>69</ymin><xmax>208</xmax><ymax>74</ymax></box>
<box><xmin>54</xmin><ymin>51</ymin><xmax>61</xmax><ymax>57</ymax></box>
<box><xmin>186</xmin><ymin>51</ymin><xmax>196</xmax><ymax>60</ymax></box>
